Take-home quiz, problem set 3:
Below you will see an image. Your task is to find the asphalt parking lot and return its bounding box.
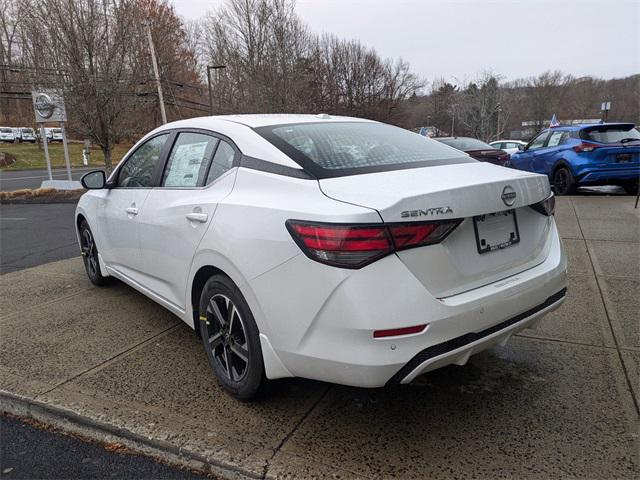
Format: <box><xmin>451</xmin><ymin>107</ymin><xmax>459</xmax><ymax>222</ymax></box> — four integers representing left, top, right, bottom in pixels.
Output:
<box><xmin>0</xmin><ymin>195</ymin><xmax>638</xmax><ymax>479</ymax></box>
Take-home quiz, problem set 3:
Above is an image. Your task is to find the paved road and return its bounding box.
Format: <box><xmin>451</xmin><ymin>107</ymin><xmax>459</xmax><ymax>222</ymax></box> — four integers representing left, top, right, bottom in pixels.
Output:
<box><xmin>0</xmin><ymin>167</ymin><xmax>95</xmax><ymax>191</ymax></box>
<box><xmin>0</xmin><ymin>203</ymin><xmax>79</xmax><ymax>274</ymax></box>
<box><xmin>0</xmin><ymin>416</ymin><xmax>210</xmax><ymax>479</ymax></box>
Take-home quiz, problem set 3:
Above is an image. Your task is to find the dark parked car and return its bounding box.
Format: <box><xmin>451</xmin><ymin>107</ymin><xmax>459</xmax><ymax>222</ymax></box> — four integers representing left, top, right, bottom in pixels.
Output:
<box><xmin>435</xmin><ymin>137</ymin><xmax>510</xmax><ymax>166</ymax></box>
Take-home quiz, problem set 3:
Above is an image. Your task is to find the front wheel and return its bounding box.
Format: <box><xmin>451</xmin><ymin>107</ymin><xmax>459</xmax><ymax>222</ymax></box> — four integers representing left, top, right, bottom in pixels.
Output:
<box><xmin>79</xmin><ymin>220</ymin><xmax>110</xmax><ymax>286</ymax></box>
<box><xmin>553</xmin><ymin>167</ymin><xmax>577</xmax><ymax>196</ymax></box>
<box><xmin>199</xmin><ymin>275</ymin><xmax>265</xmax><ymax>400</ymax></box>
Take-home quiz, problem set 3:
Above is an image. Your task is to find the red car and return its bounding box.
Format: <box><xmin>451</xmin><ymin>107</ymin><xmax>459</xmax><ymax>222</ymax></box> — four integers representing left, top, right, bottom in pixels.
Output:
<box><xmin>435</xmin><ymin>137</ymin><xmax>510</xmax><ymax>166</ymax></box>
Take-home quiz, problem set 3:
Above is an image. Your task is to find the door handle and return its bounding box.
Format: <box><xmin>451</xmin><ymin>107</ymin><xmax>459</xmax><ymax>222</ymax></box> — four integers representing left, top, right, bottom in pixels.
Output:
<box><xmin>186</xmin><ymin>212</ymin><xmax>208</xmax><ymax>223</ymax></box>
<box><xmin>125</xmin><ymin>207</ymin><xmax>138</xmax><ymax>215</ymax></box>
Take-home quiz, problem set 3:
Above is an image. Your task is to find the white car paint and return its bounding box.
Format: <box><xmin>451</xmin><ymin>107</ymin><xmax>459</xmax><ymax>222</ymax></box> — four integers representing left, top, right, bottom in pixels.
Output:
<box><xmin>490</xmin><ymin>140</ymin><xmax>528</xmax><ymax>155</ymax></box>
<box><xmin>0</xmin><ymin>127</ymin><xmax>16</xmax><ymax>142</ymax></box>
<box><xmin>76</xmin><ymin>114</ymin><xmax>567</xmax><ymax>388</ymax></box>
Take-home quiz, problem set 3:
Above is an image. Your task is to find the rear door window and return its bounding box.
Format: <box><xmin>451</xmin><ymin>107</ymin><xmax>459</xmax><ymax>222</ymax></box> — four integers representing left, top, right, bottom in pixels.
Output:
<box><xmin>162</xmin><ymin>132</ymin><xmax>219</xmax><ymax>187</ymax></box>
<box><xmin>206</xmin><ymin>140</ymin><xmax>236</xmax><ymax>185</ymax></box>
<box><xmin>546</xmin><ymin>131</ymin><xmax>567</xmax><ymax>147</ymax></box>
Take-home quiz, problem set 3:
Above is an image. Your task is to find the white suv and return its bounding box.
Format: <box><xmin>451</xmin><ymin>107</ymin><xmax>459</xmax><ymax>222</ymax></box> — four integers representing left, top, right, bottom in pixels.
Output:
<box><xmin>76</xmin><ymin>115</ymin><xmax>567</xmax><ymax>399</ymax></box>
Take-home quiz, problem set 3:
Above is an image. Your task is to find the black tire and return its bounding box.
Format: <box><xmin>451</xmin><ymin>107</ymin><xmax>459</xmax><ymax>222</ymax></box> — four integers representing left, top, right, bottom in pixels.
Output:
<box><xmin>79</xmin><ymin>220</ymin><xmax>110</xmax><ymax>286</ymax></box>
<box><xmin>622</xmin><ymin>181</ymin><xmax>639</xmax><ymax>195</ymax></box>
<box><xmin>553</xmin><ymin>166</ymin><xmax>577</xmax><ymax>196</ymax></box>
<box><xmin>199</xmin><ymin>275</ymin><xmax>265</xmax><ymax>400</ymax></box>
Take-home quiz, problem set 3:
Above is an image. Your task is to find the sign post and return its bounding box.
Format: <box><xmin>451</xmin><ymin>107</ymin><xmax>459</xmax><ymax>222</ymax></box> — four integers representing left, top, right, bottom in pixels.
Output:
<box><xmin>31</xmin><ymin>89</ymin><xmax>81</xmax><ymax>190</ymax></box>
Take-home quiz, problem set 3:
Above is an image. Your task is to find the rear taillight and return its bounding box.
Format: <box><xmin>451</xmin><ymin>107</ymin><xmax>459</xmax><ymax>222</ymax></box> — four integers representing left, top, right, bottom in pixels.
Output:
<box><xmin>498</xmin><ymin>153</ymin><xmax>510</xmax><ymax>164</ymax></box>
<box><xmin>573</xmin><ymin>142</ymin><xmax>600</xmax><ymax>153</ymax></box>
<box><xmin>530</xmin><ymin>194</ymin><xmax>555</xmax><ymax>216</ymax></box>
<box><xmin>286</xmin><ymin>219</ymin><xmax>461</xmax><ymax>269</ymax></box>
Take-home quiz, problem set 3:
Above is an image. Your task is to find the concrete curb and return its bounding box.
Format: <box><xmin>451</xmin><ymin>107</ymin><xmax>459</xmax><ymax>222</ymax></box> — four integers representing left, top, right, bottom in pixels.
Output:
<box><xmin>0</xmin><ymin>390</ymin><xmax>260</xmax><ymax>480</ymax></box>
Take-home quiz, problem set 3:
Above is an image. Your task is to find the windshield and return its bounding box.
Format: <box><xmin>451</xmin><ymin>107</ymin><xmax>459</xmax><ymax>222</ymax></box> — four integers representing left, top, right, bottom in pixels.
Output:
<box><xmin>580</xmin><ymin>125</ymin><xmax>640</xmax><ymax>143</ymax></box>
<box><xmin>436</xmin><ymin>137</ymin><xmax>495</xmax><ymax>151</ymax></box>
<box><xmin>0</xmin><ymin>128</ymin><xmax>12</xmax><ymax>133</ymax></box>
<box><xmin>52</xmin><ymin>129</ymin><xmax>62</xmax><ymax>134</ymax></box>
<box><xmin>256</xmin><ymin>122</ymin><xmax>470</xmax><ymax>178</ymax></box>
<box><xmin>21</xmin><ymin>128</ymin><xmax>34</xmax><ymax>134</ymax></box>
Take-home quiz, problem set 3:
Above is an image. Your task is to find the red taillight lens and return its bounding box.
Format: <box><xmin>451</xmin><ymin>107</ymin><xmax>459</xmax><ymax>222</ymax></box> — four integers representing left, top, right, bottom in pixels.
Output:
<box><xmin>388</xmin><ymin>220</ymin><xmax>461</xmax><ymax>250</ymax></box>
<box><xmin>530</xmin><ymin>193</ymin><xmax>555</xmax><ymax>216</ymax></box>
<box><xmin>287</xmin><ymin>219</ymin><xmax>461</xmax><ymax>269</ymax></box>
<box><xmin>286</xmin><ymin>221</ymin><xmax>393</xmax><ymax>269</ymax></box>
<box><xmin>573</xmin><ymin>142</ymin><xmax>600</xmax><ymax>153</ymax></box>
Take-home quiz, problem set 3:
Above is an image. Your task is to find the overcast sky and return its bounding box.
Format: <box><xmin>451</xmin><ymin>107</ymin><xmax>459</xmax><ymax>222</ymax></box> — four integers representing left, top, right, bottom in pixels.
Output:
<box><xmin>174</xmin><ymin>0</ymin><xmax>640</xmax><ymax>84</ymax></box>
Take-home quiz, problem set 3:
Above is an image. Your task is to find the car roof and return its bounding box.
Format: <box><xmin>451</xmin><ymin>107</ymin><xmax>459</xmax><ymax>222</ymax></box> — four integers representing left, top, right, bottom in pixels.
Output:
<box><xmin>545</xmin><ymin>122</ymin><xmax>635</xmax><ymax>132</ymax></box>
<box><xmin>197</xmin><ymin>114</ymin><xmax>376</xmax><ymax>128</ymax></box>
<box><xmin>491</xmin><ymin>139</ymin><xmax>526</xmax><ymax>143</ymax></box>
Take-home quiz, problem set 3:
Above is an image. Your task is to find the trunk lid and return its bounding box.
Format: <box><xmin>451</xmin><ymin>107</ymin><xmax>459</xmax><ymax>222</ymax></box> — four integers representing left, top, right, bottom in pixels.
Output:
<box><xmin>319</xmin><ymin>162</ymin><xmax>553</xmax><ymax>297</ymax></box>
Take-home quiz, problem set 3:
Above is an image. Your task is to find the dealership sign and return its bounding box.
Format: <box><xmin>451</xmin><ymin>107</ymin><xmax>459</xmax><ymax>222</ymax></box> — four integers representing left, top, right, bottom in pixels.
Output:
<box><xmin>32</xmin><ymin>89</ymin><xmax>67</xmax><ymax>123</ymax></box>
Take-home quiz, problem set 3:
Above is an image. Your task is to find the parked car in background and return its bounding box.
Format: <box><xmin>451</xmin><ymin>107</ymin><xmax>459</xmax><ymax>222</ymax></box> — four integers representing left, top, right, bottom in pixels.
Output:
<box><xmin>490</xmin><ymin>140</ymin><xmax>527</xmax><ymax>155</ymax></box>
<box><xmin>510</xmin><ymin>123</ymin><xmax>640</xmax><ymax>195</ymax></box>
<box><xmin>20</xmin><ymin>127</ymin><xmax>37</xmax><ymax>142</ymax></box>
<box><xmin>76</xmin><ymin>114</ymin><xmax>566</xmax><ymax>399</ymax></box>
<box><xmin>44</xmin><ymin>127</ymin><xmax>63</xmax><ymax>142</ymax></box>
<box><xmin>435</xmin><ymin>137</ymin><xmax>510</xmax><ymax>166</ymax></box>
<box><xmin>0</xmin><ymin>127</ymin><xmax>16</xmax><ymax>142</ymax></box>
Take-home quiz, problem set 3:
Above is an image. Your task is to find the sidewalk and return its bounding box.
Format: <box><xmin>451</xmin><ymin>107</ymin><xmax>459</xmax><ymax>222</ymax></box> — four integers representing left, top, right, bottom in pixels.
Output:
<box><xmin>1</xmin><ymin>196</ymin><xmax>638</xmax><ymax>479</ymax></box>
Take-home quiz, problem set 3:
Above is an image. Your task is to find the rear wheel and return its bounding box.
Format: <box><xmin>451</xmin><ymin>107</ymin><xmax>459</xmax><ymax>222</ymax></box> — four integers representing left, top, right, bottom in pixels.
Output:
<box><xmin>553</xmin><ymin>167</ymin><xmax>577</xmax><ymax>196</ymax></box>
<box><xmin>199</xmin><ymin>275</ymin><xmax>265</xmax><ymax>400</ymax></box>
<box><xmin>79</xmin><ymin>220</ymin><xmax>110</xmax><ymax>286</ymax></box>
<box><xmin>622</xmin><ymin>180</ymin><xmax>639</xmax><ymax>195</ymax></box>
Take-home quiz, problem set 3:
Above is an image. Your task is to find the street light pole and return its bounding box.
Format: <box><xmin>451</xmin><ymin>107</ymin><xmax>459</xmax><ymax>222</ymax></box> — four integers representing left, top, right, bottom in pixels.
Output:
<box><xmin>207</xmin><ymin>65</ymin><xmax>226</xmax><ymax>115</ymax></box>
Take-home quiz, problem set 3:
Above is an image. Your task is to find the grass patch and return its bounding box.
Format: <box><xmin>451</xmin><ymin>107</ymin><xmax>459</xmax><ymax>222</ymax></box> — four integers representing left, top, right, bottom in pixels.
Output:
<box><xmin>0</xmin><ymin>142</ymin><xmax>131</xmax><ymax>170</ymax></box>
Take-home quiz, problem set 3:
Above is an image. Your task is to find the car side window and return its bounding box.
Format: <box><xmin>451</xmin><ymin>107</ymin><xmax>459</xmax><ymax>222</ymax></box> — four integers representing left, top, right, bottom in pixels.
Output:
<box><xmin>505</xmin><ymin>142</ymin><xmax>518</xmax><ymax>149</ymax></box>
<box><xmin>206</xmin><ymin>140</ymin><xmax>236</xmax><ymax>185</ymax></box>
<box><xmin>117</xmin><ymin>134</ymin><xmax>170</xmax><ymax>188</ymax></box>
<box><xmin>527</xmin><ymin>132</ymin><xmax>549</xmax><ymax>151</ymax></box>
<box><xmin>162</xmin><ymin>132</ymin><xmax>219</xmax><ymax>187</ymax></box>
<box><xmin>547</xmin><ymin>131</ymin><xmax>565</xmax><ymax>147</ymax></box>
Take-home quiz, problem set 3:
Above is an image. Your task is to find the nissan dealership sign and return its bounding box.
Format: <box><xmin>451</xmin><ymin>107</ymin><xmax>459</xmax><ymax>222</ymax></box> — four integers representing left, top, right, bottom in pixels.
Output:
<box><xmin>32</xmin><ymin>89</ymin><xmax>67</xmax><ymax>123</ymax></box>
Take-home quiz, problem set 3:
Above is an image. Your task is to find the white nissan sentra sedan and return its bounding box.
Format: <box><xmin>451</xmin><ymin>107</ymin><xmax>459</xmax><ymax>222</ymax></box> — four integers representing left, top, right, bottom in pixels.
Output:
<box><xmin>76</xmin><ymin>114</ymin><xmax>567</xmax><ymax>399</ymax></box>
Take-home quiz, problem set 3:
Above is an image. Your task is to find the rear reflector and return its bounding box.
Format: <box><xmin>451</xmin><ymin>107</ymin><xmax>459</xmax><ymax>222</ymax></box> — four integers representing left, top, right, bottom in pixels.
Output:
<box><xmin>286</xmin><ymin>219</ymin><xmax>461</xmax><ymax>269</ymax></box>
<box><xmin>374</xmin><ymin>324</ymin><xmax>426</xmax><ymax>338</ymax></box>
<box><xmin>530</xmin><ymin>193</ymin><xmax>556</xmax><ymax>216</ymax></box>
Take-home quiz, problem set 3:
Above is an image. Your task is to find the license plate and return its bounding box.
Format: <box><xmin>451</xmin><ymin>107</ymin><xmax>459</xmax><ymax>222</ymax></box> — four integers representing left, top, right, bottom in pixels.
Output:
<box><xmin>617</xmin><ymin>153</ymin><xmax>632</xmax><ymax>163</ymax></box>
<box><xmin>473</xmin><ymin>210</ymin><xmax>520</xmax><ymax>254</ymax></box>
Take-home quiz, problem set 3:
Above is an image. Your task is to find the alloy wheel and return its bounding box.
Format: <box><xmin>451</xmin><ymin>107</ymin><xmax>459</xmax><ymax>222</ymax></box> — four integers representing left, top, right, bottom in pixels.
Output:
<box><xmin>81</xmin><ymin>228</ymin><xmax>98</xmax><ymax>278</ymax></box>
<box><xmin>204</xmin><ymin>294</ymin><xmax>249</xmax><ymax>382</ymax></box>
<box><xmin>555</xmin><ymin>169</ymin><xmax>568</xmax><ymax>195</ymax></box>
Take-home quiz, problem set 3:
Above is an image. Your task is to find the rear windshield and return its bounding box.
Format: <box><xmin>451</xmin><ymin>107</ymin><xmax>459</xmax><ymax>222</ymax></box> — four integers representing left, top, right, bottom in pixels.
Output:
<box><xmin>255</xmin><ymin>122</ymin><xmax>471</xmax><ymax>178</ymax></box>
<box><xmin>580</xmin><ymin>125</ymin><xmax>640</xmax><ymax>143</ymax></box>
<box><xmin>436</xmin><ymin>137</ymin><xmax>495</xmax><ymax>151</ymax></box>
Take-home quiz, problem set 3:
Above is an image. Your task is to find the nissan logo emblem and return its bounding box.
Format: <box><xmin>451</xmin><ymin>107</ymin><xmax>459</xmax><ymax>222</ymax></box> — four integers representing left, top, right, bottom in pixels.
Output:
<box><xmin>501</xmin><ymin>185</ymin><xmax>517</xmax><ymax>206</ymax></box>
<box><xmin>34</xmin><ymin>93</ymin><xmax>55</xmax><ymax>119</ymax></box>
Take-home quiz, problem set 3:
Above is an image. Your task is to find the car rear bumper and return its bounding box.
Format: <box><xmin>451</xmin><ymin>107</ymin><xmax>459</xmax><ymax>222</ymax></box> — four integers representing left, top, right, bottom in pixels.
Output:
<box><xmin>577</xmin><ymin>166</ymin><xmax>640</xmax><ymax>184</ymax></box>
<box><xmin>251</xmin><ymin>220</ymin><xmax>567</xmax><ymax>387</ymax></box>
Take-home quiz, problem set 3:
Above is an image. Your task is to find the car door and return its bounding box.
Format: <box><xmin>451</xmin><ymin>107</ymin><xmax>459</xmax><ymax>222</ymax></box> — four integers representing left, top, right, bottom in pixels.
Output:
<box><xmin>512</xmin><ymin>130</ymin><xmax>550</xmax><ymax>172</ymax></box>
<box><xmin>533</xmin><ymin>130</ymin><xmax>568</xmax><ymax>174</ymax></box>
<box><xmin>97</xmin><ymin>133</ymin><xmax>172</xmax><ymax>283</ymax></box>
<box><xmin>136</xmin><ymin>131</ymin><xmax>239</xmax><ymax>310</ymax></box>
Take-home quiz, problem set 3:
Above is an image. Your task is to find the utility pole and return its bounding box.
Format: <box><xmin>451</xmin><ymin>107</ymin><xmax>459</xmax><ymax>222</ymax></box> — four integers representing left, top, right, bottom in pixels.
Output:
<box><xmin>145</xmin><ymin>22</ymin><xmax>167</xmax><ymax>124</ymax></box>
<box><xmin>450</xmin><ymin>104</ymin><xmax>457</xmax><ymax>137</ymax></box>
<box><xmin>207</xmin><ymin>65</ymin><xmax>226</xmax><ymax>115</ymax></box>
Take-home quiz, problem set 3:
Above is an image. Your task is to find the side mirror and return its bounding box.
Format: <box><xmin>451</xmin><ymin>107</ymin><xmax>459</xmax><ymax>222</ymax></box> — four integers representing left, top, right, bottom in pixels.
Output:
<box><xmin>81</xmin><ymin>170</ymin><xmax>106</xmax><ymax>189</ymax></box>
<box><xmin>518</xmin><ymin>144</ymin><xmax>525</xmax><ymax>151</ymax></box>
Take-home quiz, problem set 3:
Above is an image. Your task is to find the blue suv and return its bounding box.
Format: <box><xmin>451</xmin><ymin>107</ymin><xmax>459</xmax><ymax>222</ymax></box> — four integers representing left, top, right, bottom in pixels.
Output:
<box><xmin>510</xmin><ymin>123</ymin><xmax>640</xmax><ymax>195</ymax></box>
